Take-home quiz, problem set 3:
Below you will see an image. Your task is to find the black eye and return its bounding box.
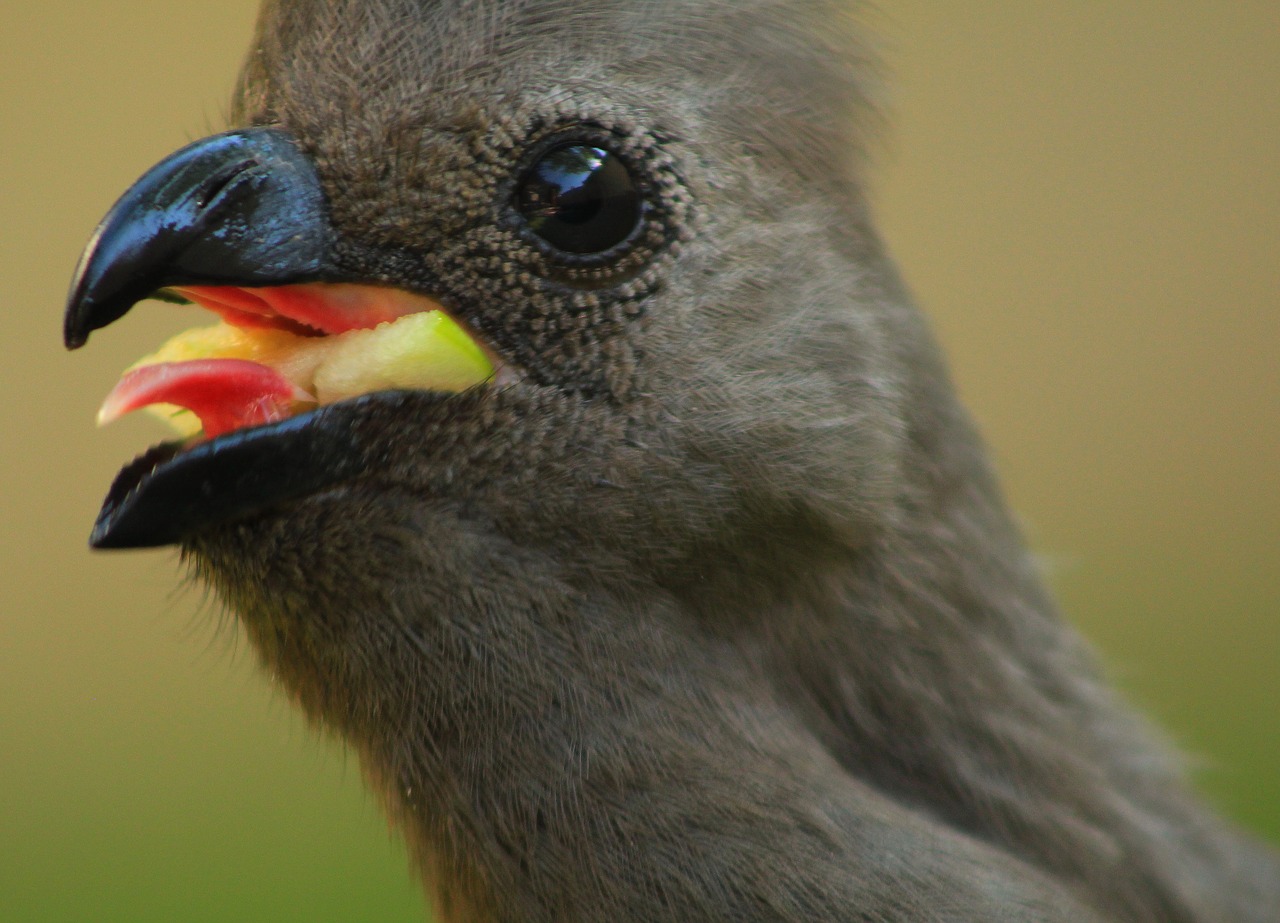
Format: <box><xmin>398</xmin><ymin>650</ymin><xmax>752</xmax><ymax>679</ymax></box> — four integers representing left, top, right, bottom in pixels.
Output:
<box><xmin>515</xmin><ymin>143</ymin><xmax>642</xmax><ymax>255</ymax></box>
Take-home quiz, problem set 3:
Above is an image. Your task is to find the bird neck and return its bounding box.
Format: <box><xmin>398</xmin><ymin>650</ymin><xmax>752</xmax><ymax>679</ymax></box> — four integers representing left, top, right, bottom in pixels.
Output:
<box><xmin>751</xmin><ymin>381</ymin><xmax>1268</xmax><ymax>922</ymax></box>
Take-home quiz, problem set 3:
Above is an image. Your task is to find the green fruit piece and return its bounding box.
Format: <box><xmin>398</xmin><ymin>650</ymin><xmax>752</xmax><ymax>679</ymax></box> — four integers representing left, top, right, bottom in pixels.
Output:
<box><xmin>313</xmin><ymin>311</ymin><xmax>494</xmax><ymax>403</ymax></box>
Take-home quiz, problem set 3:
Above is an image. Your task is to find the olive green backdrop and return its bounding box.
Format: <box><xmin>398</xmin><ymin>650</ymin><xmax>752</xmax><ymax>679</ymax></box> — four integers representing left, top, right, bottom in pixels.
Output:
<box><xmin>2</xmin><ymin>3</ymin><xmax>1276</xmax><ymax>921</ymax></box>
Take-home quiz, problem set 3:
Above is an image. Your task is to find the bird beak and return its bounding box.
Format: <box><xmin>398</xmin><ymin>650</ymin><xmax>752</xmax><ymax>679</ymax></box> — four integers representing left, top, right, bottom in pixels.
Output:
<box><xmin>64</xmin><ymin>129</ymin><xmax>492</xmax><ymax>550</ymax></box>
<box><xmin>63</xmin><ymin>129</ymin><xmax>349</xmax><ymax>549</ymax></box>
<box><xmin>65</xmin><ymin>128</ymin><xmax>337</xmax><ymax>350</ymax></box>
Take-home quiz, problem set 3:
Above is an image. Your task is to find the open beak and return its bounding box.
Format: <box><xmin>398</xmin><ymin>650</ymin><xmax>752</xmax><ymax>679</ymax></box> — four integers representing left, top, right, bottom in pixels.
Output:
<box><xmin>65</xmin><ymin>129</ymin><xmax>493</xmax><ymax>549</ymax></box>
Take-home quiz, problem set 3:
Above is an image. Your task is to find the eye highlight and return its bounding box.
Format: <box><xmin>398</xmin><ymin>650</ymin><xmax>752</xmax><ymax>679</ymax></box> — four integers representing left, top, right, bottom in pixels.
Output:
<box><xmin>514</xmin><ymin>143</ymin><xmax>642</xmax><ymax>255</ymax></box>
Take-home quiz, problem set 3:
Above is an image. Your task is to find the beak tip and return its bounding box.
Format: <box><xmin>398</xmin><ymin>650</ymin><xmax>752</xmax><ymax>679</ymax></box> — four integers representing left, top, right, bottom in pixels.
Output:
<box><xmin>65</xmin><ymin>253</ymin><xmax>121</xmax><ymax>350</ymax></box>
<box><xmin>63</xmin><ymin>310</ymin><xmax>89</xmax><ymax>350</ymax></box>
<box><xmin>88</xmin><ymin>515</ymin><xmax>167</xmax><ymax>550</ymax></box>
<box><xmin>64</xmin><ymin>285</ymin><xmax>87</xmax><ymax>349</ymax></box>
<box><xmin>88</xmin><ymin>519</ymin><xmax>163</xmax><ymax>550</ymax></box>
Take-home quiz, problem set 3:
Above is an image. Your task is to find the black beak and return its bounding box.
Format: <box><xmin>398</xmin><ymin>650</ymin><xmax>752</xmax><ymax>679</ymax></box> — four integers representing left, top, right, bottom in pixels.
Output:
<box><xmin>65</xmin><ymin>128</ymin><xmax>355</xmax><ymax>549</ymax></box>
<box><xmin>65</xmin><ymin>128</ymin><xmax>336</xmax><ymax>349</ymax></box>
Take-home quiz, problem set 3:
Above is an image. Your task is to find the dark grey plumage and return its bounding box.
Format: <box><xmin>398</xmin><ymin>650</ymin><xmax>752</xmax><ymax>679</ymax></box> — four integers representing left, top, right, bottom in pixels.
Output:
<box><xmin>74</xmin><ymin>1</ymin><xmax>1279</xmax><ymax>921</ymax></box>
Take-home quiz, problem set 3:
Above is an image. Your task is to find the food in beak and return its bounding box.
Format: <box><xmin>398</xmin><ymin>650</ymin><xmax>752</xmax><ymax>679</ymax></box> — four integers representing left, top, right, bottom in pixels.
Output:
<box><xmin>96</xmin><ymin>283</ymin><xmax>496</xmax><ymax>439</ymax></box>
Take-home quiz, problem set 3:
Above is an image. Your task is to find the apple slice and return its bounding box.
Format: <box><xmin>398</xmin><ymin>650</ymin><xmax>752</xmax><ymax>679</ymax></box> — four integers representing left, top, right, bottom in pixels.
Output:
<box><xmin>98</xmin><ymin>303</ymin><xmax>496</xmax><ymax>439</ymax></box>
<box><xmin>313</xmin><ymin>310</ymin><xmax>494</xmax><ymax>403</ymax></box>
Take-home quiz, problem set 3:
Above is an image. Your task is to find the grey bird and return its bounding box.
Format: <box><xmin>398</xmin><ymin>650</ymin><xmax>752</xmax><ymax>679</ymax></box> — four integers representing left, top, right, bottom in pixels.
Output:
<box><xmin>64</xmin><ymin>1</ymin><xmax>1279</xmax><ymax>920</ymax></box>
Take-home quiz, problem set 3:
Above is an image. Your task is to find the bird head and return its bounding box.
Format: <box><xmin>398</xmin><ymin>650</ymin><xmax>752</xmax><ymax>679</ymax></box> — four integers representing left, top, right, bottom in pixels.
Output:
<box><xmin>65</xmin><ymin>1</ymin><xmax>991</xmax><ymax>906</ymax></box>
<box><xmin>68</xmin><ymin>0</ymin><xmax>925</xmax><ymax>603</ymax></box>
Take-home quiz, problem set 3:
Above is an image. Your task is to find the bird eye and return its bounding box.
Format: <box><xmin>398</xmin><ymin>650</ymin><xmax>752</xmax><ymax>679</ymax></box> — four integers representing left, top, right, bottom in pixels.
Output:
<box><xmin>515</xmin><ymin>143</ymin><xmax>642</xmax><ymax>255</ymax></box>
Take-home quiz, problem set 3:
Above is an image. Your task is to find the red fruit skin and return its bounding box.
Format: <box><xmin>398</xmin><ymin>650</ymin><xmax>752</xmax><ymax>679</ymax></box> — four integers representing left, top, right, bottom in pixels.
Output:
<box><xmin>175</xmin><ymin>283</ymin><xmax>427</xmax><ymax>336</ymax></box>
<box><xmin>100</xmin><ymin>284</ymin><xmax>445</xmax><ymax>439</ymax></box>
<box><xmin>100</xmin><ymin>359</ymin><xmax>299</xmax><ymax>438</ymax></box>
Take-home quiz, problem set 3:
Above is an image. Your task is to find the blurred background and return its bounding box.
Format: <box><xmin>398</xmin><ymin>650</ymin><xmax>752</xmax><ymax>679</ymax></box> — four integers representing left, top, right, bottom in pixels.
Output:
<box><xmin>1</xmin><ymin>2</ymin><xmax>1275</xmax><ymax>920</ymax></box>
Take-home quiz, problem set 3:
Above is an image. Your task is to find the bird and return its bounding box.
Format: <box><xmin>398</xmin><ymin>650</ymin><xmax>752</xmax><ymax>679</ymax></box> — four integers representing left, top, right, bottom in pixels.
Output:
<box><xmin>63</xmin><ymin>1</ymin><xmax>1279</xmax><ymax>920</ymax></box>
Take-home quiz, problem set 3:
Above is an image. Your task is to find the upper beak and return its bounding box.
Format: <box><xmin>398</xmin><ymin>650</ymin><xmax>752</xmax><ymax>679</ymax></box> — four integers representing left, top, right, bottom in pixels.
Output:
<box><xmin>65</xmin><ymin>128</ymin><xmax>338</xmax><ymax>349</ymax></box>
<box><xmin>65</xmin><ymin>128</ymin><xmax>353</xmax><ymax>549</ymax></box>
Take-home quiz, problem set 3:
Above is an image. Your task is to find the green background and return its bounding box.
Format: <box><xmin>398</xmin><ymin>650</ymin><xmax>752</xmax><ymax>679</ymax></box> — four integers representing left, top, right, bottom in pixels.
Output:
<box><xmin>2</xmin><ymin>3</ymin><xmax>1276</xmax><ymax>920</ymax></box>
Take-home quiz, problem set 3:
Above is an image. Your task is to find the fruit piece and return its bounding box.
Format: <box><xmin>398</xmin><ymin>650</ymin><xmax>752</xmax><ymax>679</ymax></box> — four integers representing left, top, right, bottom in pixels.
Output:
<box><xmin>99</xmin><ymin>359</ymin><xmax>308</xmax><ymax>439</ymax></box>
<box><xmin>313</xmin><ymin>311</ymin><xmax>494</xmax><ymax>402</ymax></box>
<box><xmin>99</xmin><ymin>305</ymin><xmax>494</xmax><ymax>438</ymax></box>
<box><xmin>175</xmin><ymin>283</ymin><xmax>433</xmax><ymax>335</ymax></box>
<box><xmin>132</xmin><ymin>322</ymin><xmax>336</xmax><ymax>396</ymax></box>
